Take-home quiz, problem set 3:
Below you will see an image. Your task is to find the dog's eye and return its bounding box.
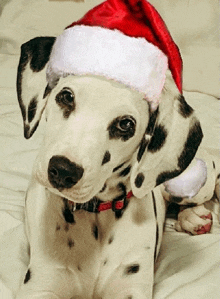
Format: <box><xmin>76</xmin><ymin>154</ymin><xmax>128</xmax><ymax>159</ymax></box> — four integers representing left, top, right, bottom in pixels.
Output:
<box><xmin>55</xmin><ymin>88</ymin><xmax>75</xmax><ymax>107</ymax></box>
<box><xmin>55</xmin><ymin>88</ymin><xmax>75</xmax><ymax>118</ymax></box>
<box><xmin>117</xmin><ymin>116</ymin><xmax>136</xmax><ymax>132</ymax></box>
<box><xmin>108</xmin><ymin>115</ymin><xmax>136</xmax><ymax>141</ymax></box>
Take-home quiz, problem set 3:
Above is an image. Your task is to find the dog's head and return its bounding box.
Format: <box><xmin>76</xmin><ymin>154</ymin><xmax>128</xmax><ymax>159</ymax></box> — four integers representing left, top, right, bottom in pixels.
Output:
<box><xmin>17</xmin><ymin>37</ymin><xmax>203</xmax><ymax>203</ymax></box>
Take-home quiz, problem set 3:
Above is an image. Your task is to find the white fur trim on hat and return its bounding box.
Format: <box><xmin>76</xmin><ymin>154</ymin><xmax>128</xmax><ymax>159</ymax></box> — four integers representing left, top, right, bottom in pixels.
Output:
<box><xmin>47</xmin><ymin>25</ymin><xmax>168</xmax><ymax>107</ymax></box>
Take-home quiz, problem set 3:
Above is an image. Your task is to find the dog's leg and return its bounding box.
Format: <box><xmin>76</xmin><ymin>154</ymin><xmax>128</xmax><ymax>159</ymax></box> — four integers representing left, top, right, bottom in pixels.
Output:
<box><xmin>15</xmin><ymin>180</ymin><xmax>85</xmax><ymax>299</ymax></box>
<box><xmin>175</xmin><ymin>191</ymin><xmax>219</xmax><ymax>235</ymax></box>
<box><xmin>175</xmin><ymin>204</ymin><xmax>212</xmax><ymax>235</ymax></box>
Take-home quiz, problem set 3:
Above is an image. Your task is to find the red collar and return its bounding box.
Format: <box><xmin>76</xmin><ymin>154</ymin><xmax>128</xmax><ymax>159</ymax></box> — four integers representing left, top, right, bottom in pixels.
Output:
<box><xmin>98</xmin><ymin>190</ymin><xmax>133</xmax><ymax>212</ymax></box>
<box><xmin>68</xmin><ymin>191</ymin><xmax>133</xmax><ymax>213</ymax></box>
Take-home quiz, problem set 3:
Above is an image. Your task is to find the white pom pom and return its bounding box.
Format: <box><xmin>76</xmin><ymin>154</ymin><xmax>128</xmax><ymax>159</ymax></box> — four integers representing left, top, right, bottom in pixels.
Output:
<box><xmin>164</xmin><ymin>158</ymin><xmax>207</xmax><ymax>198</ymax></box>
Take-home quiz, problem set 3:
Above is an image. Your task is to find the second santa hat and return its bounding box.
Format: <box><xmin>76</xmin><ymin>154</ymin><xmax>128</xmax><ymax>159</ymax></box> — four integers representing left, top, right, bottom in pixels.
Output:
<box><xmin>47</xmin><ymin>0</ymin><xmax>182</xmax><ymax>109</ymax></box>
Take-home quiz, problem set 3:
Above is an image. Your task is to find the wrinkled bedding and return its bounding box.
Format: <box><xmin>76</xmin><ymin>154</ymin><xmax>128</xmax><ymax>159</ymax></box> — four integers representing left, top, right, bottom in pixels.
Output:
<box><xmin>0</xmin><ymin>0</ymin><xmax>219</xmax><ymax>298</ymax></box>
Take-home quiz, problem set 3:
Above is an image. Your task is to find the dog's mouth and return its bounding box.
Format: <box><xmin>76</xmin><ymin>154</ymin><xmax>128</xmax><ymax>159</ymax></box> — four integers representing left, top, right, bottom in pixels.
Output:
<box><xmin>46</xmin><ymin>179</ymin><xmax>107</xmax><ymax>204</ymax></box>
<box><xmin>47</xmin><ymin>186</ymin><xmax>94</xmax><ymax>203</ymax></box>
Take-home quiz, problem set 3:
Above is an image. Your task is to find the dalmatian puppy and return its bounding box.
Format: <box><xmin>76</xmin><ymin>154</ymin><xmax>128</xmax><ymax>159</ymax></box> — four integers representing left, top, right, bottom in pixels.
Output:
<box><xmin>15</xmin><ymin>36</ymin><xmax>218</xmax><ymax>299</ymax></box>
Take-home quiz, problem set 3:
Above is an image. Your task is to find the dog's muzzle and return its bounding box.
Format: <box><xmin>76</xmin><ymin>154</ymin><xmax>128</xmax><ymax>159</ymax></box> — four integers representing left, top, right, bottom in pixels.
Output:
<box><xmin>48</xmin><ymin>155</ymin><xmax>84</xmax><ymax>190</ymax></box>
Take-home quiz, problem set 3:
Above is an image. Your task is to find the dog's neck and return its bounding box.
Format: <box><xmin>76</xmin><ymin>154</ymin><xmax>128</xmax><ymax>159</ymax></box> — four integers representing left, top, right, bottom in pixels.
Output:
<box><xmin>66</xmin><ymin>161</ymin><xmax>133</xmax><ymax>216</ymax></box>
<box><xmin>97</xmin><ymin>161</ymin><xmax>132</xmax><ymax>202</ymax></box>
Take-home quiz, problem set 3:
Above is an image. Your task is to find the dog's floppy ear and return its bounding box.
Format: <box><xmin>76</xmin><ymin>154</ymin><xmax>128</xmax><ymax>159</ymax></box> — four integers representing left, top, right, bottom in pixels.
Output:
<box><xmin>16</xmin><ymin>36</ymin><xmax>55</xmax><ymax>139</ymax></box>
<box><xmin>130</xmin><ymin>71</ymin><xmax>203</xmax><ymax>198</ymax></box>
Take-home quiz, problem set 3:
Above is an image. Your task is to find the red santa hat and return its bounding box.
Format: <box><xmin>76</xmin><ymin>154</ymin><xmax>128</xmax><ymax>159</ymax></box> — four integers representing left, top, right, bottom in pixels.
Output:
<box><xmin>47</xmin><ymin>0</ymin><xmax>182</xmax><ymax>110</ymax></box>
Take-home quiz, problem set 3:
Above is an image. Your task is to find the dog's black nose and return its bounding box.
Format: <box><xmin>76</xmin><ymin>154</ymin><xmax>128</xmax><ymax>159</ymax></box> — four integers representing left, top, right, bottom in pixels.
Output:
<box><xmin>48</xmin><ymin>155</ymin><xmax>84</xmax><ymax>190</ymax></box>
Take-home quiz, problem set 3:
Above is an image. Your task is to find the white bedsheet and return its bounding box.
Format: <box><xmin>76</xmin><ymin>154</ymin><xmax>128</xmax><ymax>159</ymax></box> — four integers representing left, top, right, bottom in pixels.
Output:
<box><xmin>0</xmin><ymin>1</ymin><xmax>219</xmax><ymax>298</ymax></box>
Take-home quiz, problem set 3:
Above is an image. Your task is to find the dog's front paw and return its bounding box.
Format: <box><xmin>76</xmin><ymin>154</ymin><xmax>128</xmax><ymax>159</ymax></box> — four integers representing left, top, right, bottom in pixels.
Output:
<box><xmin>175</xmin><ymin>204</ymin><xmax>212</xmax><ymax>235</ymax></box>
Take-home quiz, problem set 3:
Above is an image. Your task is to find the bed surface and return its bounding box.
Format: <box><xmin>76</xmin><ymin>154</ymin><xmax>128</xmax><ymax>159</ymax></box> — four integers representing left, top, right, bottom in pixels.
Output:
<box><xmin>0</xmin><ymin>1</ymin><xmax>219</xmax><ymax>298</ymax></box>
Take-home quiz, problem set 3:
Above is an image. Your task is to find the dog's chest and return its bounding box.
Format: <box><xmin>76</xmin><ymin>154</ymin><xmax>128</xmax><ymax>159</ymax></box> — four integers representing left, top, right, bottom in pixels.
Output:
<box><xmin>39</xmin><ymin>194</ymin><xmax>156</xmax><ymax>293</ymax></box>
<box><xmin>26</xmin><ymin>176</ymin><xmax>164</xmax><ymax>297</ymax></box>
<box><xmin>41</xmin><ymin>175</ymin><xmax>130</xmax><ymax>265</ymax></box>
<box><xmin>36</xmin><ymin>176</ymin><xmax>123</xmax><ymax>256</ymax></box>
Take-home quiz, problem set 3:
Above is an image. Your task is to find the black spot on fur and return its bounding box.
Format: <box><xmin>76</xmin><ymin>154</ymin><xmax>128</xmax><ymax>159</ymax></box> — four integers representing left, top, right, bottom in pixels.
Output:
<box><xmin>77</xmin><ymin>265</ymin><xmax>81</xmax><ymax>271</ymax></box>
<box><xmin>28</xmin><ymin>96</ymin><xmax>37</xmax><ymax>123</ymax></box>
<box><xmin>43</xmin><ymin>84</ymin><xmax>52</xmax><ymax>99</ymax></box>
<box><xmin>56</xmin><ymin>224</ymin><xmax>61</xmax><ymax>231</ymax></box>
<box><xmin>28</xmin><ymin>37</ymin><xmax>56</xmax><ymax>72</ymax></box>
<box><xmin>24</xmin><ymin>120</ymin><xmax>40</xmax><ymax>139</ymax></box>
<box><xmin>93</xmin><ymin>225</ymin><xmax>99</xmax><ymax>240</ymax></box>
<box><xmin>63</xmin><ymin>209</ymin><xmax>74</xmax><ymax>224</ymax></box>
<box><xmin>178</xmin><ymin>121</ymin><xmax>203</xmax><ymax>171</ymax></box>
<box><xmin>108</xmin><ymin>116</ymin><xmax>136</xmax><ymax>141</ymax></box>
<box><xmin>102</xmin><ymin>151</ymin><xmax>111</xmax><ymax>165</ymax></box>
<box><xmin>125</xmin><ymin>264</ymin><xmax>140</xmax><ymax>275</ymax></box>
<box><xmin>119</xmin><ymin>165</ymin><xmax>131</xmax><ymax>177</ymax></box>
<box><xmin>146</xmin><ymin>107</ymin><xmax>159</xmax><ymax>135</ymax></box>
<box><xmin>134</xmin><ymin>173</ymin><xmax>145</xmax><ymax>188</ymax></box>
<box><xmin>63</xmin><ymin>199</ymin><xmax>75</xmax><ymax>224</ymax></box>
<box><xmin>148</xmin><ymin>124</ymin><xmax>167</xmax><ymax>152</ymax></box>
<box><xmin>17</xmin><ymin>48</ymin><xmax>29</xmax><ymax>122</ymax></box>
<box><xmin>113</xmin><ymin>162</ymin><xmax>125</xmax><ymax>172</ymax></box>
<box><xmin>103</xmin><ymin>260</ymin><xmax>107</xmax><ymax>265</ymax></box>
<box><xmin>126</xmin><ymin>297</ymin><xmax>133</xmax><ymax>299</ymax></box>
<box><xmin>169</xmin><ymin>196</ymin><xmax>183</xmax><ymax>203</ymax></box>
<box><xmin>178</xmin><ymin>95</ymin><xmax>193</xmax><ymax>118</ymax></box>
<box><xmin>156</xmin><ymin>169</ymin><xmax>182</xmax><ymax>186</ymax></box>
<box><xmin>24</xmin><ymin>269</ymin><xmax>31</xmax><ymax>284</ymax></box>
<box><xmin>24</xmin><ymin>124</ymin><xmax>30</xmax><ymax>139</ymax></box>
<box><xmin>108</xmin><ymin>236</ymin><xmax>114</xmax><ymax>244</ymax></box>
<box><xmin>213</xmin><ymin>161</ymin><xmax>216</xmax><ymax>169</ymax></box>
<box><xmin>67</xmin><ymin>238</ymin><xmax>74</xmax><ymax>249</ymax></box>
<box><xmin>145</xmin><ymin>246</ymin><xmax>151</xmax><ymax>250</ymax></box>
<box><xmin>137</xmin><ymin>136</ymin><xmax>149</xmax><ymax>162</ymax></box>
<box><xmin>217</xmin><ymin>173</ymin><xmax>220</xmax><ymax>180</ymax></box>
<box><xmin>100</xmin><ymin>183</ymin><xmax>107</xmax><ymax>193</ymax></box>
<box><xmin>118</xmin><ymin>182</ymin><xmax>127</xmax><ymax>195</ymax></box>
